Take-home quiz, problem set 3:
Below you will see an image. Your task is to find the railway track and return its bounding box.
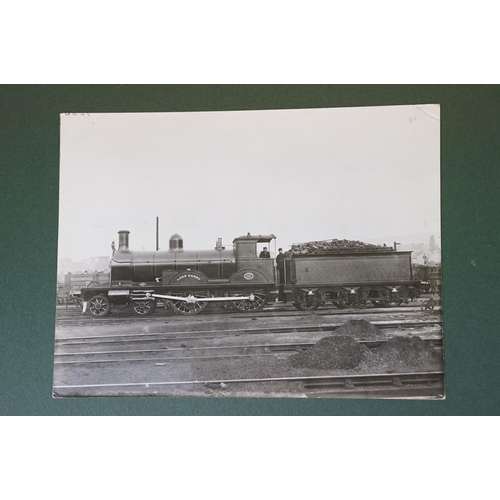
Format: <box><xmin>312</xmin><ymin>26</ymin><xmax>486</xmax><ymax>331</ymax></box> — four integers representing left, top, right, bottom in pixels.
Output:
<box><xmin>53</xmin><ymin>303</ymin><xmax>444</xmax><ymax>399</ymax></box>
<box><xmin>55</xmin><ymin>319</ymin><xmax>442</xmax><ymax>346</ymax></box>
<box><xmin>54</xmin><ymin>337</ymin><xmax>443</xmax><ymax>365</ymax></box>
<box><xmin>54</xmin><ymin>302</ymin><xmax>441</xmax><ymax>325</ymax></box>
<box><xmin>53</xmin><ymin>370</ymin><xmax>445</xmax><ymax>399</ymax></box>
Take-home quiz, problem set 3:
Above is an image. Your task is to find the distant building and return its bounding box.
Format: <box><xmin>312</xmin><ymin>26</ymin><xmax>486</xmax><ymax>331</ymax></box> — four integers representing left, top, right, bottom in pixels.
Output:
<box><xmin>89</xmin><ymin>256</ymin><xmax>111</xmax><ymax>271</ymax></box>
<box><xmin>57</xmin><ymin>256</ymin><xmax>110</xmax><ymax>283</ymax></box>
<box><xmin>429</xmin><ymin>235</ymin><xmax>435</xmax><ymax>252</ymax></box>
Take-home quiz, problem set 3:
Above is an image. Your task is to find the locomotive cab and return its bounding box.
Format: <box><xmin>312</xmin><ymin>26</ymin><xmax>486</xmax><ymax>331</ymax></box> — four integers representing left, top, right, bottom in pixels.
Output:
<box><xmin>83</xmin><ymin>230</ymin><xmax>278</xmax><ymax>317</ymax></box>
<box><xmin>233</xmin><ymin>234</ymin><xmax>276</xmax><ymax>283</ymax></box>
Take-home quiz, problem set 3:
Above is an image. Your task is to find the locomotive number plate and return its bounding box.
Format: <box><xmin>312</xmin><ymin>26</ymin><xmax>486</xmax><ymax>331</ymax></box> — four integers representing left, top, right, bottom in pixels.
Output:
<box><xmin>244</xmin><ymin>272</ymin><xmax>254</xmax><ymax>280</ymax></box>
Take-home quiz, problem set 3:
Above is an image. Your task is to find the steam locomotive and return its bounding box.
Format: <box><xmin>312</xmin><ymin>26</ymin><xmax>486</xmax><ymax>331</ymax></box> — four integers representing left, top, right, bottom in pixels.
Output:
<box><xmin>79</xmin><ymin>230</ymin><xmax>420</xmax><ymax>317</ymax></box>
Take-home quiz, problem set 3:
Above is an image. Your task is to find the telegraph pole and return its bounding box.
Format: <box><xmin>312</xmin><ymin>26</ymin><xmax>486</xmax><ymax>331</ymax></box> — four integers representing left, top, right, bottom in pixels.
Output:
<box><xmin>156</xmin><ymin>216</ymin><xmax>160</xmax><ymax>251</ymax></box>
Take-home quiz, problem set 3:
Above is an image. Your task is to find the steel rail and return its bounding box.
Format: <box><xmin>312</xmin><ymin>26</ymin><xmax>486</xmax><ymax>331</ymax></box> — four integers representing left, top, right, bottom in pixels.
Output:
<box><xmin>55</xmin><ymin>303</ymin><xmax>439</xmax><ymax>319</ymax></box>
<box><xmin>54</xmin><ymin>352</ymin><xmax>282</xmax><ymax>365</ymax></box>
<box><xmin>55</xmin><ymin>337</ymin><xmax>443</xmax><ymax>356</ymax></box>
<box><xmin>54</xmin><ymin>339</ymin><xmax>443</xmax><ymax>367</ymax></box>
<box><xmin>53</xmin><ymin>370</ymin><xmax>444</xmax><ymax>391</ymax></box>
<box><xmin>55</xmin><ymin>319</ymin><xmax>443</xmax><ymax>345</ymax></box>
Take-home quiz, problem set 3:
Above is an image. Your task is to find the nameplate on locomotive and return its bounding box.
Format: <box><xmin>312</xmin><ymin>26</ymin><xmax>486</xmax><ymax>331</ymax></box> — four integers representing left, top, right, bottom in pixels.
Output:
<box><xmin>176</xmin><ymin>273</ymin><xmax>202</xmax><ymax>282</ymax></box>
<box><xmin>163</xmin><ymin>270</ymin><xmax>208</xmax><ymax>284</ymax></box>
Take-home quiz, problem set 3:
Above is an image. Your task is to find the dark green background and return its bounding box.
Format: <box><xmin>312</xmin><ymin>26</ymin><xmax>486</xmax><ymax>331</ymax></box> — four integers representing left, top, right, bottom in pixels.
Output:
<box><xmin>1</xmin><ymin>85</ymin><xmax>498</xmax><ymax>415</ymax></box>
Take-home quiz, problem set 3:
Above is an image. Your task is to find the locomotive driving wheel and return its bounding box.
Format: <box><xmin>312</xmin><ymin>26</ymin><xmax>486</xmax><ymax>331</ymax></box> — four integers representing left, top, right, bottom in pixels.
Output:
<box><xmin>132</xmin><ymin>299</ymin><xmax>156</xmax><ymax>316</ymax></box>
<box><xmin>88</xmin><ymin>295</ymin><xmax>110</xmax><ymax>317</ymax></box>
<box><xmin>169</xmin><ymin>291</ymin><xmax>208</xmax><ymax>315</ymax></box>
<box><xmin>230</xmin><ymin>289</ymin><xmax>267</xmax><ymax>312</ymax></box>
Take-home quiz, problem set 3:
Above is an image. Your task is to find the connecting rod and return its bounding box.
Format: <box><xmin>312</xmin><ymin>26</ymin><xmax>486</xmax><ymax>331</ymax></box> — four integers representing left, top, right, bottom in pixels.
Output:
<box><xmin>151</xmin><ymin>293</ymin><xmax>256</xmax><ymax>303</ymax></box>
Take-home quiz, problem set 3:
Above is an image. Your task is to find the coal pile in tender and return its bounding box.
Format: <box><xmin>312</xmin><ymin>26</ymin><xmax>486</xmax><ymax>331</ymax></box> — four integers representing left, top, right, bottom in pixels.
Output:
<box><xmin>371</xmin><ymin>337</ymin><xmax>442</xmax><ymax>370</ymax></box>
<box><xmin>333</xmin><ymin>319</ymin><xmax>383</xmax><ymax>339</ymax></box>
<box><xmin>290</xmin><ymin>336</ymin><xmax>370</xmax><ymax>370</ymax></box>
<box><xmin>286</xmin><ymin>238</ymin><xmax>394</xmax><ymax>255</ymax></box>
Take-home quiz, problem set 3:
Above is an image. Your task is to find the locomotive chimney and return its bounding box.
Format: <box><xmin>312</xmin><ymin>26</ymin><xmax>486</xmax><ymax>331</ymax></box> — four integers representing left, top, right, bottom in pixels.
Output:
<box><xmin>118</xmin><ymin>230</ymin><xmax>130</xmax><ymax>251</ymax></box>
<box><xmin>215</xmin><ymin>237</ymin><xmax>225</xmax><ymax>251</ymax></box>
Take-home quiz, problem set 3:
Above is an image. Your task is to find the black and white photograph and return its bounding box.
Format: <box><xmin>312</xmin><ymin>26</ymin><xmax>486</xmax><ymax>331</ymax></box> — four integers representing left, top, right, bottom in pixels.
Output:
<box><xmin>53</xmin><ymin>104</ymin><xmax>443</xmax><ymax>399</ymax></box>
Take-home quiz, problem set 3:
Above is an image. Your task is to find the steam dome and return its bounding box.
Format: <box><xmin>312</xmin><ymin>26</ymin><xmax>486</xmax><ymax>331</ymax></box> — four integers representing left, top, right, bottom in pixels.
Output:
<box><xmin>169</xmin><ymin>233</ymin><xmax>183</xmax><ymax>252</ymax></box>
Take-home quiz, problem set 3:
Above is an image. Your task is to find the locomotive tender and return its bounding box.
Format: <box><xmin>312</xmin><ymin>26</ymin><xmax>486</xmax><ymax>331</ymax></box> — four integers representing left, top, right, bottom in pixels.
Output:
<box><xmin>80</xmin><ymin>230</ymin><xmax>419</xmax><ymax>317</ymax></box>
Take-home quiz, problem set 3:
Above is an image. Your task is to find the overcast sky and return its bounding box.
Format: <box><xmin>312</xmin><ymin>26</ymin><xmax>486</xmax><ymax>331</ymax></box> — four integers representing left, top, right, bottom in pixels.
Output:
<box><xmin>58</xmin><ymin>104</ymin><xmax>440</xmax><ymax>261</ymax></box>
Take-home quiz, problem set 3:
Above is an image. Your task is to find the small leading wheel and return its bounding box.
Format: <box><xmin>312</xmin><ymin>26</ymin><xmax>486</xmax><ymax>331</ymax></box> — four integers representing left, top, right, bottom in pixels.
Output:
<box><xmin>230</xmin><ymin>289</ymin><xmax>267</xmax><ymax>312</ymax></box>
<box><xmin>88</xmin><ymin>295</ymin><xmax>110</xmax><ymax>317</ymax></box>
<box><xmin>169</xmin><ymin>292</ymin><xmax>208</xmax><ymax>315</ymax></box>
<box><xmin>132</xmin><ymin>299</ymin><xmax>156</xmax><ymax>316</ymax></box>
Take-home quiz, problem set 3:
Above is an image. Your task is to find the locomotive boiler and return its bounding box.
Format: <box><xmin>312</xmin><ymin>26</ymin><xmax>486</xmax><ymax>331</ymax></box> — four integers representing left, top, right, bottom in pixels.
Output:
<box><xmin>80</xmin><ymin>231</ymin><xmax>277</xmax><ymax>317</ymax></box>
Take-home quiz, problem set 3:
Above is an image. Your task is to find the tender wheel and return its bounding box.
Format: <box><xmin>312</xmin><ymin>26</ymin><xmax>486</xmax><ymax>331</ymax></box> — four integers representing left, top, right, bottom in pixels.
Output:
<box><xmin>132</xmin><ymin>299</ymin><xmax>156</xmax><ymax>316</ymax></box>
<box><xmin>88</xmin><ymin>295</ymin><xmax>110</xmax><ymax>317</ymax></box>
<box><xmin>295</xmin><ymin>302</ymin><xmax>321</xmax><ymax>311</ymax></box>
<box><xmin>389</xmin><ymin>299</ymin><xmax>403</xmax><ymax>307</ymax></box>
<box><xmin>334</xmin><ymin>300</ymin><xmax>349</xmax><ymax>309</ymax></box>
<box><xmin>169</xmin><ymin>292</ymin><xmax>208</xmax><ymax>315</ymax></box>
<box><xmin>353</xmin><ymin>301</ymin><xmax>368</xmax><ymax>309</ymax></box>
<box><xmin>230</xmin><ymin>289</ymin><xmax>267</xmax><ymax>312</ymax></box>
<box><xmin>295</xmin><ymin>291</ymin><xmax>321</xmax><ymax>311</ymax></box>
<box><xmin>292</xmin><ymin>302</ymin><xmax>321</xmax><ymax>310</ymax></box>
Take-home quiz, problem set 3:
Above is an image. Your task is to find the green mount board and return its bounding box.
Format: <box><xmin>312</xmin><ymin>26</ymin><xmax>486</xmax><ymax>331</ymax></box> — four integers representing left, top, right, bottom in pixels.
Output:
<box><xmin>1</xmin><ymin>85</ymin><xmax>499</xmax><ymax>415</ymax></box>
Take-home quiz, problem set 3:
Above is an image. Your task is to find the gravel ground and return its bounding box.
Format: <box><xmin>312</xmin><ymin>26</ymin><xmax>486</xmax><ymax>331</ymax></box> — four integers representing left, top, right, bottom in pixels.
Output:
<box><xmin>287</xmin><ymin>320</ymin><xmax>442</xmax><ymax>372</ymax></box>
<box><xmin>54</xmin><ymin>304</ymin><xmax>442</xmax><ymax>338</ymax></box>
<box><xmin>328</xmin><ymin>319</ymin><xmax>383</xmax><ymax>339</ymax></box>
<box><xmin>290</xmin><ymin>336</ymin><xmax>369</xmax><ymax>369</ymax></box>
<box><xmin>54</xmin><ymin>343</ymin><xmax>443</xmax><ymax>398</ymax></box>
<box><xmin>53</xmin><ymin>311</ymin><xmax>444</xmax><ymax>398</ymax></box>
<box><xmin>368</xmin><ymin>336</ymin><xmax>443</xmax><ymax>370</ymax></box>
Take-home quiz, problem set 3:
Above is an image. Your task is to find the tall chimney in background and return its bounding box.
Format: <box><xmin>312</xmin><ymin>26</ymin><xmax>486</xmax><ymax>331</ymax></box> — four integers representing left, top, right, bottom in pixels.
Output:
<box><xmin>118</xmin><ymin>230</ymin><xmax>130</xmax><ymax>251</ymax></box>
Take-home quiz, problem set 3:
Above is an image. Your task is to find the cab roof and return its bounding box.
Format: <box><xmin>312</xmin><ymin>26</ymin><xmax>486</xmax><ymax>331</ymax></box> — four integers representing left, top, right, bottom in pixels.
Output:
<box><xmin>233</xmin><ymin>234</ymin><xmax>276</xmax><ymax>243</ymax></box>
